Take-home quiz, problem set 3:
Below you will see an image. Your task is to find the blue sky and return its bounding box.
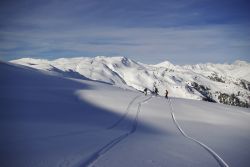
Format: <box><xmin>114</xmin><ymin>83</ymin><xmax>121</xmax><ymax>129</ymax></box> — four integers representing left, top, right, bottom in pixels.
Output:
<box><xmin>0</xmin><ymin>0</ymin><xmax>249</xmax><ymax>64</ymax></box>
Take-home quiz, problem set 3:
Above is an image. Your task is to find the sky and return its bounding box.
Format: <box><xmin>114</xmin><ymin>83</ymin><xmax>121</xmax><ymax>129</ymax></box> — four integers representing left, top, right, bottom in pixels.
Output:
<box><xmin>0</xmin><ymin>0</ymin><xmax>250</xmax><ymax>64</ymax></box>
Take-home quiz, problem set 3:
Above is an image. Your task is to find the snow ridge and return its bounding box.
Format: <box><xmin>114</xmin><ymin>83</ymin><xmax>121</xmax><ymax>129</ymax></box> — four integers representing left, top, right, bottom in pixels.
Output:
<box><xmin>168</xmin><ymin>98</ymin><xmax>229</xmax><ymax>167</ymax></box>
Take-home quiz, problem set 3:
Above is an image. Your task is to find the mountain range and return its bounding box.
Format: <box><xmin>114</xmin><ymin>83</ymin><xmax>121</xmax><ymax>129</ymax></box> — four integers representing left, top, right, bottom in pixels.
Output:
<box><xmin>11</xmin><ymin>56</ymin><xmax>250</xmax><ymax>108</ymax></box>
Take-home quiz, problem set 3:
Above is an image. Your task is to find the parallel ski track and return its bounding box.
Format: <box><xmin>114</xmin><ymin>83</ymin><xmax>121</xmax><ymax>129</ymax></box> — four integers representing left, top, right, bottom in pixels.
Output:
<box><xmin>107</xmin><ymin>94</ymin><xmax>141</xmax><ymax>129</ymax></box>
<box><xmin>168</xmin><ymin>98</ymin><xmax>229</xmax><ymax>167</ymax></box>
<box><xmin>18</xmin><ymin>95</ymin><xmax>143</xmax><ymax>144</ymax></box>
<box><xmin>80</xmin><ymin>95</ymin><xmax>152</xmax><ymax>167</ymax></box>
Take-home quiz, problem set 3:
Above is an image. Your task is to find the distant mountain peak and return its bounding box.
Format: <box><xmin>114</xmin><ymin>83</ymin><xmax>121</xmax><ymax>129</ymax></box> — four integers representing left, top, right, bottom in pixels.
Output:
<box><xmin>233</xmin><ymin>60</ymin><xmax>249</xmax><ymax>66</ymax></box>
<box><xmin>153</xmin><ymin>60</ymin><xmax>175</xmax><ymax>68</ymax></box>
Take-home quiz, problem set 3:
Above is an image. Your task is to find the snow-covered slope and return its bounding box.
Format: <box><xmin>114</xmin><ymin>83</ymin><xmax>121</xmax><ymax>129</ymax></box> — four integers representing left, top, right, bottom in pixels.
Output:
<box><xmin>11</xmin><ymin>57</ymin><xmax>250</xmax><ymax>107</ymax></box>
<box><xmin>1</xmin><ymin>61</ymin><xmax>250</xmax><ymax>167</ymax></box>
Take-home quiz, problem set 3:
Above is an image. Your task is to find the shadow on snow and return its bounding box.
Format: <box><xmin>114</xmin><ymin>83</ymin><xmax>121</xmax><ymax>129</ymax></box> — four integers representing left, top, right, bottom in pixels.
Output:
<box><xmin>0</xmin><ymin>61</ymin><xmax>171</xmax><ymax>167</ymax></box>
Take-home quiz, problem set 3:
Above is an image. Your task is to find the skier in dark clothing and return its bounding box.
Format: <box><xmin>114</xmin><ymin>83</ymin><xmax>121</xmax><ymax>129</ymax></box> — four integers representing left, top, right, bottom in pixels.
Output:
<box><xmin>143</xmin><ymin>88</ymin><xmax>148</xmax><ymax>95</ymax></box>
<box><xmin>154</xmin><ymin>86</ymin><xmax>159</xmax><ymax>95</ymax></box>
<box><xmin>165</xmin><ymin>89</ymin><xmax>168</xmax><ymax>99</ymax></box>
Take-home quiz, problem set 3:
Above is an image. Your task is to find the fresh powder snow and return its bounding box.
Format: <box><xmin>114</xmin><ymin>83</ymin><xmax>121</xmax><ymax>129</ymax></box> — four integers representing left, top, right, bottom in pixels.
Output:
<box><xmin>1</xmin><ymin>60</ymin><xmax>250</xmax><ymax>167</ymax></box>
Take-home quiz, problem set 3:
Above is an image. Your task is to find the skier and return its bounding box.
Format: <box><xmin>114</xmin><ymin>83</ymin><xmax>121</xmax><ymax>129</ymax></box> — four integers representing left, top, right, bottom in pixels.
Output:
<box><xmin>165</xmin><ymin>89</ymin><xmax>168</xmax><ymax>99</ymax></box>
<box><xmin>154</xmin><ymin>86</ymin><xmax>159</xmax><ymax>95</ymax></box>
<box><xmin>143</xmin><ymin>88</ymin><xmax>148</xmax><ymax>95</ymax></box>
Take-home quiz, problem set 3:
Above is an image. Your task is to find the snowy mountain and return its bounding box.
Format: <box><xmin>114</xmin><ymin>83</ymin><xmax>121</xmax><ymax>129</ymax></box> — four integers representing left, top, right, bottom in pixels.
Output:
<box><xmin>11</xmin><ymin>57</ymin><xmax>250</xmax><ymax>108</ymax></box>
<box><xmin>1</xmin><ymin>61</ymin><xmax>250</xmax><ymax>167</ymax></box>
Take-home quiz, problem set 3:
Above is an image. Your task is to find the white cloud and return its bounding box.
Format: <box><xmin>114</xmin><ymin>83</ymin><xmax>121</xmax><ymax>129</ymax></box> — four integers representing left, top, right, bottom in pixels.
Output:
<box><xmin>0</xmin><ymin>24</ymin><xmax>249</xmax><ymax>64</ymax></box>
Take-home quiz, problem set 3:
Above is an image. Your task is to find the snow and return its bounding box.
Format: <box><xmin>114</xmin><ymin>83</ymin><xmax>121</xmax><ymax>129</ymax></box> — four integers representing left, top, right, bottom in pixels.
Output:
<box><xmin>1</xmin><ymin>61</ymin><xmax>250</xmax><ymax>167</ymax></box>
<box><xmin>10</xmin><ymin>57</ymin><xmax>250</xmax><ymax>107</ymax></box>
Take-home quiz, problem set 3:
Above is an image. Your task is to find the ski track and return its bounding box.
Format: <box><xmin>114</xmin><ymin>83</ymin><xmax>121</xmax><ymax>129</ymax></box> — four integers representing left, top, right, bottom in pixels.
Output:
<box><xmin>19</xmin><ymin>95</ymin><xmax>142</xmax><ymax>144</ymax></box>
<box><xmin>168</xmin><ymin>98</ymin><xmax>229</xmax><ymax>167</ymax></box>
<box><xmin>58</xmin><ymin>94</ymin><xmax>143</xmax><ymax>167</ymax></box>
<box><xmin>79</xmin><ymin>95</ymin><xmax>152</xmax><ymax>167</ymax></box>
<box><xmin>107</xmin><ymin>94</ymin><xmax>142</xmax><ymax>129</ymax></box>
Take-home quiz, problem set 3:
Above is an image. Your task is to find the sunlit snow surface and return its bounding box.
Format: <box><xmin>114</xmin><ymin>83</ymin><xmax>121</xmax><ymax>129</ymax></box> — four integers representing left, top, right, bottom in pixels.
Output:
<box><xmin>0</xmin><ymin>61</ymin><xmax>250</xmax><ymax>167</ymax></box>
